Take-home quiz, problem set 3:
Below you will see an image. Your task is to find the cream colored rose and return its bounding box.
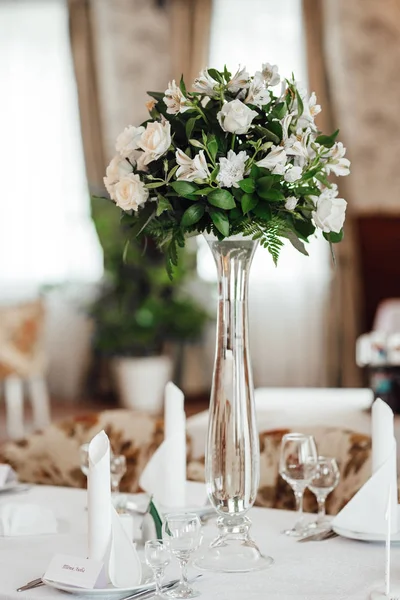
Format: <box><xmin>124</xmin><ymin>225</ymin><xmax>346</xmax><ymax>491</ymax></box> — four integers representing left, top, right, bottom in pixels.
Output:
<box><xmin>115</xmin><ymin>125</ymin><xmax>145</xmax><ymax>161</ymax></box>
<box><xmin>312</xmin><ymin>189</ymin><xmax>347</xmax><ymax>233</ymax></box>
<box><xmin>217</xmin><ymin>99</ymin><xmax>258</xmax><ymax>135</ymax></box>
<box><xmin>103</xmin><ymin>155</ymin><xmax>133</xmax><ymax>199</ymax></box>
<box><xmin>138</xmin><ymin>120</ymin><xmax>171</xmax><ymax>165</ymax></box>
<box><xmin>114</xmin><ymin>174</ymin><xmax>149</xmax><ymax>212</ymax></box>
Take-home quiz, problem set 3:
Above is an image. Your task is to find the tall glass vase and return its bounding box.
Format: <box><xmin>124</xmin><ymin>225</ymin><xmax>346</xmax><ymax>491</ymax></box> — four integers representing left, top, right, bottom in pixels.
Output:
<box><xmin>194</xmin><ymin>235</ymin><xmax>273</xmax><ymax>573</ymax></box>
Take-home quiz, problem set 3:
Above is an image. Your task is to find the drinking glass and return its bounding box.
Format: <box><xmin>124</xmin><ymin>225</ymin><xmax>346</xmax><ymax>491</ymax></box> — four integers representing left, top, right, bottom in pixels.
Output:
<box><xmin>163</xmin><ymin>513</ymin><xmax>202</xmax><ymax>598</ymax></box>
<box><xmin>79</xmin><ymin>443</ymin><xmax>90</xmax><ymax>477</ymax></box>
<box><xmin>145</xmin><ymin>540</ymin><xmax>171</xmax><ymax>598</ymax></box>
<box><xmin>279</xmin><ymin>433</ymin><xmax>317</xmax><ymax>537</ymax></box>
<box><xmin>308</xmin><ymin>456</ymin><xmax>340</xmax><ymax>530</ymax></box>
<box><xmin>110</xmin><ymin>453</ymin><xmax>127</xmax><ymax>510</ymax></box>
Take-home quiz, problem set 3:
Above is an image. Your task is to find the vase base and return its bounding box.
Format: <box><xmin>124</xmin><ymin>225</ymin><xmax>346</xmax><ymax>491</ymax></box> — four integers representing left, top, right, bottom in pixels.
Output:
<box><xmin>193</xmin><ymin>515</ymin><xmax>274</xmax><ymax>573</ymax></box>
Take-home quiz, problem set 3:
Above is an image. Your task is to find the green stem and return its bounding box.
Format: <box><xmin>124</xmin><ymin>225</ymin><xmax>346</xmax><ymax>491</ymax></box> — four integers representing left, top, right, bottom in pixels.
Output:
<box><xmin>231</xmin><ymin>134</ymin><xmax>236</xmax><ymax>150</ymax></box>
<box><xmin>195</xmin><ymin>104</ymin><xmax>209</xmax><ymax>124</ymax></box>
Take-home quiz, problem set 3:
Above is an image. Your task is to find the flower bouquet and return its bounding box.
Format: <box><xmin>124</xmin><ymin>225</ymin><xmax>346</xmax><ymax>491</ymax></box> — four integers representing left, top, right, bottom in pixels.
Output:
<box><xmin>102</xmin><ymin>64</ymin><xmax>350</xmax><ymax>274</ymax></box>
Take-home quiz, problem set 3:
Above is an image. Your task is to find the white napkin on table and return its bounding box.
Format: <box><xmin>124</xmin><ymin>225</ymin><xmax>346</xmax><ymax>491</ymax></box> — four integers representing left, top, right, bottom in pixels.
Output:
<box><xmin>332</xmin><ymin>398</ymin><xmax>398</xmax><ymax>534</ymax></box>
<box><xmin>0</xmin><ymin>464</ymin><xmax>17</xmax><ymax>487</ymax></box>
<box><xmin>0</xmin><ymin>503</ymin><xmax>57</xmax><ymax>536</ymax></box>
<box><xmin>88</xmin><ymin>430</ymin><xmax>142</xmax><ymax>588</ymax></box>
<box><xmin>140</xmin><ymin>382</ymin><xmax>207</xmax><ymax>509</ymax></box>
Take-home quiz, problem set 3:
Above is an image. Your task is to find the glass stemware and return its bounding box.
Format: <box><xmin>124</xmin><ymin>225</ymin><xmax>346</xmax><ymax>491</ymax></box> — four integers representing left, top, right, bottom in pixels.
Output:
<box><xmin>308</xmin><ymin>456</ymin><xmax>340</xmax><ymax>530</ymax></box>
<box><xmin>110</xmin><ymin>453</ymin><xmax>127</xmax><ymax>510</ymax></box>
<box><xmin>279</xmin><ymin>433</ymin><xmax>317</xmax><ymax>537</ymax></box>
<box><xmin>163</xmin><ymin>513</ymin><xmax>202</xmax><ymax>599</ymax></box>
<box><xmin>79</xmin><ymin>443</ymin><xmax>90</xmax><ymax>477</ymax></box>
<box><xmin>145</xmin><ymin>540</ymin><xmax>171</xmax><ymax>598</ymax></box>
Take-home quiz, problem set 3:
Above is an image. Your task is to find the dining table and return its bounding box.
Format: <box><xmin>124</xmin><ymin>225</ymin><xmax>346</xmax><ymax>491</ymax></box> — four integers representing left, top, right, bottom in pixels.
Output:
<box><xmin>0</xmin><ymin>484</ymin><xmax>398</xmax><ymax>600</ymax></box>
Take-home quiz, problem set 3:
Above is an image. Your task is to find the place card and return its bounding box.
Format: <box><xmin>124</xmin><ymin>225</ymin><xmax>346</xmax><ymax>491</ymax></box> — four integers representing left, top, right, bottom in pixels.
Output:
<box><xmin>44</xmin><ymin>554</ymin><xmax>107</xmax><ymax>589</ymax></box>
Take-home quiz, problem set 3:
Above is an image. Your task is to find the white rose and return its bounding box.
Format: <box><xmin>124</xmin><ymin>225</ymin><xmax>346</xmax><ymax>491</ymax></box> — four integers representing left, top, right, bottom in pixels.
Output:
<box><xmin>103</xmin><ymin>154</ymin><xmax>133</xmax><ymax>199</ymax></box>
<box><xmin>312</xmin><ymin>195</ymin><xmax>347</xmax><ymax>233</ymax></box>
<box><xmin>138</xmin><ymin>121</ymin><xmax>171</xmax><ymax>165</ymax></box>
<box><xmin>217</xmin><ymin>99</ymin><xmax>258</xmax><ymax>134</ymax></box>
<box><xmin>285</xmin><ymin>196</ymin><xmax>298</xmax><ymax>210</ymax></box>
<box><xmin>114</xmin><ymin>174</ymin><xmax>149</xmax><ymax>212</ymax></box>
<box><xmin>284</xmin><ymin>165</ymin><xmax>302</xmax><ymax>182</ymax></box>
<box><xmin>115</xmin><ymin>125</ymin><xmax>145</xmax><ymax>161</ymax></box>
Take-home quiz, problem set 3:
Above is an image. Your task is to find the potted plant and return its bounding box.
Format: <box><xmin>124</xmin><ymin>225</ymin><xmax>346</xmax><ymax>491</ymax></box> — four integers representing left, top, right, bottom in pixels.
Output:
<box><xmin>90</xmin><ymin>196</ymin><xmax>208</xmax><ymax>412</ymax></box>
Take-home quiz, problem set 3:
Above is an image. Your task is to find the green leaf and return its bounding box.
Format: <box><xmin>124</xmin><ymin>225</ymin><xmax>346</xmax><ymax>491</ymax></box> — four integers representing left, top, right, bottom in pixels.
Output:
<box><xmin>296</xmin><ymin>88</ymin><xmax>304</xmax><ymax>117</ymax></box>
<box><xmin>258</xmin><ymin>189</ymin><xmax>285</xmax><ymax>202</ymax></box>
<box><xmin>189</xmin><ymin>139</ymin><xmax>204</xmax><ymax>149</ymax></box>
<box><xmin>185</xmin><ymin>117</ymin><xmax>198</xmax><ymax>140</ymax></box>
<box><xmin>271</xmin><ymin>101</ymin><xmax>287</xmax><ymax>120</ymax></box>
<box><xmin>208</xmin><ymin>189</ymin><xmax>236</xmax><ymax>210</ymax></box>
<box><xmin>253</xmin><ymin>203</ymin><xmax>272</xmax><ymax>221</ymax></box>
<box><xmin>302</xmin><ymin>166</ymin><xmax>320</xmax><ymax>181</ymax></box>
<box><xmin>241</xmin><ymin>193</ymin><xmax>258</xmax><ymax>215</ymax></box>
<box><xmin>238</xmin><ymin>179</ymin><xmax>256</xmax><ymax>193</ymax></box>
<box><xmin>166</xmin><ymin>164</ymin><xmax>179</xmax><ymax>182</ymax></box>
<box><xmin>223</xmin><ymin>65</ymin><xmax>232</xmax><ymax>82</ymax></box>
<box><xmin>282</xmin><ymin>231</ymin><xmax>309</xmax><ymax>256</ymax></box>
<box><xmin>156</xmin><ymin>195</ymin><xmax>173</xmax><ymax>216</ymax></box>
<box><xmin>170</xmin><ymin>181</ymin><xmax>198</xmax><ymax>197</ymax></box>
<box><xmin>316</xmin><ymin>129</ymin><xmax>339</xmax><ymax>149</ymax></box>
<box><xmin>315</xmin><ymin>172</ymin><xmax>330</xmax><ymax>187</ymax></box>
<box><xmin>146</xmin><ymin>91</ymin><xmax>165</xmax><ymax>102</ymax></box>
<box><xmin>145</xmin><ymin>181</ymin><xmax>165</xmax><ymax>189</ymax></box>
<box><xmin>256</xmin><ymin>176</ymin><xmax>274</xmax><ymax>193</ymax></box>
<box><xmin>181</xmin><ymin>204</ymin><xmax>205</xmax><ymax>227</ymax></box>
<box><xmin>250</xmin><ymin>164</ymin><xmax>261</xmax><ymax>179</ymax></box>
<box><xmin>294</xmin><ymin>219</ymin><xmax>316</xmax><ymax>240</ymax></box>
<box><xmin>210</xmin><ymin>208</ymin><xmax>229</xmax><ymax>236</ymax></box>
<box><xmin>210</xmin><ymin>165</ymin><xmax>220</xmax><ymax>182</ymax></box>
<box><xmin>179</xmin><ymin>75</ymin><xmax>187</xmax><ymax>96</ymax></box>
<box><xmin>131</xmin><ymin>204</ymin><xmax>155</xmax><ymax>237</ymax></box>
<box><xmin>192</xmin><ymin>187</ymin><xmax>215</xmax><ymax>196</ymax></box>
<box><xmin>207</xmin><ymin>68</ymin><xmax>223</xmax><ymax>83</ymax></box>
<box><xmin>255</xmin><ymin>125</ymin><xmax>280</xmax><ymax>145</ymax></box>
<box><xmin>207</xmin><ymin>138</ymin><xmax>218</xmax><ymax>161</ymax></box>
<box><xmin>323</xmin><ymin>229</ymin><xmax>344</xmax><ymax>243</ymax></box>
<box><xmin>232</xmin><ymin>187</ymin><xmax>243</xmax><ymax>201</ymax></box>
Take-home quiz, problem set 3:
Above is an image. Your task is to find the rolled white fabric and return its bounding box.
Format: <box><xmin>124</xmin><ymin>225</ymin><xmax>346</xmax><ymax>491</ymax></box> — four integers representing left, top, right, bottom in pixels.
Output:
<box><xmin>87</xmin><ymin>430</ymin><xmax>112</xmax><ymax>563</ymax></box>
<box><xmin>140</xmin><ymin>382</ymin><xmax>187</xmax><ymax>508</ymax></box>
<box><xmin>0</xmin><ymin>464</ymin><xmax>16</xmax><ymax>487</ymax></box>
<box><xmin>372</xmin><ymin>398</ymin><xmax>394</xmax><ymax>472</ymax></box>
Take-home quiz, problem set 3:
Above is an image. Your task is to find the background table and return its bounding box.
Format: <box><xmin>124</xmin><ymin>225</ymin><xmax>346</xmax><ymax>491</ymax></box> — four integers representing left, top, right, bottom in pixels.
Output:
<box><xmin>0</xmin><ymin>485</ymin><xmax>398</xmax><ymax>600</ymax></box>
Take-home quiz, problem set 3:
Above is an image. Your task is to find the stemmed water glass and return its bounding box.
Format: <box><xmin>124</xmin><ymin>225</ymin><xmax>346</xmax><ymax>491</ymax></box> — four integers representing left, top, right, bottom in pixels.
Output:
<box><xmin>308</xmin><ymin>456</ymin><xmax>340</xmax><ymax>531</ymax></box>
<box><xmin>145</xmin><ymin>540</ymin><xmax>171</xmax><ymax>598</ymax></box>
<box><xmin>163</xmin><ymin>513</ymin><xmax>202</xmax><ymax>598</ymax></box>
<box><xmin>110</xmin><ymin>453</ymin><xmax>127</xmax><ymax>510</ymax></box>
<box><xmin>279</xmin><ymin>433</ymin><xmax>318</xmax><ymax>537</ymax></box>
<box><xmin>79</xmin><ymin>443</ymin><xmax>90</xmax><ymax>477</ymax></box>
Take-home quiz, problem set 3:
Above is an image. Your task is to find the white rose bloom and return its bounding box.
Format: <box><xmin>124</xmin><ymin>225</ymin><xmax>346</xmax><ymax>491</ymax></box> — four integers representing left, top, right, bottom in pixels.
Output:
<box><xmin>325</xmin><ymin>142</ymin><xmax>351</xmax><ymax>177</ymax></box>
<box><xmin>245</xmin><ymin>72</ymin><xmax>269</xmax><ymax>107</ymax></box>
<box><xmin>103</xmin><ymin>154</ymin><xmax>133</xmax><ymax>199</ymax></box>
<box><xmin>284</xmin><ymin>165</ymin><xmax>303</xmax><ymax>182</ymax></box>
<box><xmin>138</xmin><ymin>121</ymin><xmax>171</xmax><ymax>165</ymax></box>
<box><xmin>193</xmin><ymin>69</ymin><xmax>219</xmax><ymax>96</ymax></box>
<box><xmin>227</xmin><ymin>66</ymin><xmax>250</xmax><ymax>93</ymax></box>
<box><xmin>175</xmin><ymin>148</ymin><xmax>210</xmax><ymax>182</ymax></box>
<box><xmin>261</xmin><ymin>62</ymin><xmax>280</xmax><ymax>86</ymax></box>
<box><xmin>256</xmin><ymin>145</ymin><xmax>287</xmax><ymax>169</ymax></box>
<box><xmin>163</xmin><ymin>80</ymin><xmax>190</xmax><ymax>115</ymax></box>
<box><xmin>312</xmin><ymin>188</ymin><xmax>347</xmax><ymax>233</ymax></box>
<box><xmin>217</xmin><ymin>150</ymin><xmax>249</xmax><ymax>188</ymax></box>
<box><xmin>285</xmin><ymin>196</ymin><xmax>298</xmax><ymax>210</ymax></box>
<box><xmin>115</xmin><ymin>125</ymin><xmax>145</xmax><ymax>161</ymax></box>
<box><xmin>114</xmin><ymin>173</ymin><xmax>149</xmax><ymax>212</ymax></box>
<box><xmin>217</xmin><ymin>99</ymin><xmax>258</xmax><ymax>134</ymax></box>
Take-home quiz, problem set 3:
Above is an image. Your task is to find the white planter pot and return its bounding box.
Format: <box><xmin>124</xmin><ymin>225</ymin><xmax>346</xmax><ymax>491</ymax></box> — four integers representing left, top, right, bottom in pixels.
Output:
<box><xmin>112</xmin><ymin>355</ymin><xmax>173</xmax><ymax>413</ymax></box>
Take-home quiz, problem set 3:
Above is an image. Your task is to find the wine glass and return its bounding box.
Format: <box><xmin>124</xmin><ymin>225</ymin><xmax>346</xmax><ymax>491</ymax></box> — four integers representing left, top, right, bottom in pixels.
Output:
<box><xmin>145</xmin><ymin>540</ymin><xmax>171</xmax><ymax>598</ymax></box>
<box><xmin>110</xmin><ymin>453</ymin><xmax>127</xmax><ymax>510</ymax></box>
<box><xmin>79</xmin><ymin>443</ymin><xmax>90</xmax><ymax>477</ymax></box>
<box><xmin>308</xmin><ymin>456</ymin><xmax>340</xmax><ymax>530</ymax></box>
<box><xmin>163</xmin><ymin>513</ymin><xmax>202</xmax><ymax>598</ymax></box>
<box><xmin>279</xmin><ymin>433</ymin><xmax>317</xmax><ymax>537</ymax></box>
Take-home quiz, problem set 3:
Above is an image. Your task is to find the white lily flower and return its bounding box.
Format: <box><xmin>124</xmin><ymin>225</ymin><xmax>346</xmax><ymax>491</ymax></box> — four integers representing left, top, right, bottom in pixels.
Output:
<box><xmin>256</xmin><ymin>145</ymin><xmax>287</xmax><ymax>170</ymax></box>
<box><xmin>193</xmin><ymin>69</ymin><xmax>219</xmax><ymax>97</ymax></box>
<box><xmin>163</xmin><ymin>80</ymin><xmax>191</xmax><ymax>115</ymax></box>
<box><xmin>285</xmin><ymin>128</ymin><xmax>316</xmax><ymax>168</ymax></box>
<box><xmin>261</xmin><ymin>63</ymin><xmax>280</xmax><ymax>86</ymax></box>
<box><xmin>227</xmin><ymin>66</ymin><xmax>250</xmax><ymax>93</ymax></box>
<box><xmin>217</xmin><ymin>150</ymin><xmax>249</xmax><ymax>188</ymax></box>
<box><xmin>285</xmin><ymin>196</ymin><xmax>298</xmax><ymax>210</ymax></box>
<box><xmin>309</xmin><ymin>92</ymin><xmax>321</xmax><ymax>118</ymax></box>
<box><xmin>324</xmin><ymin>142</ymin><xmax>351</xmax><ymax>177</ymax></box>
<box><xmin>284</xmin><ymin>165</ymin><xmax>303</xmax><ymax>183</ymax></box>
<box><xmin>175</xmin><ymin>148</ymin><xmax>210</xmax><ymax>182</ymax></box>
<box><xmin>245</xmin><ymin>72</ymin><xmax>269</xmax><ymax>107</ymax></box>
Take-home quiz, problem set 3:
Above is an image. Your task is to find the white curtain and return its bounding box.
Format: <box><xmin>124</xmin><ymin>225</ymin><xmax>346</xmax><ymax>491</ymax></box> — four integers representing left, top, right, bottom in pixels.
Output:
<box><xmin>202</xmin><ymin>0</ymin><xmax>331</xmax><ymax>387</ymax></box>
<box><xmin>0</xmin><ymin>0</ymin><xmax>103</xmax><ymax>292</ymax></box>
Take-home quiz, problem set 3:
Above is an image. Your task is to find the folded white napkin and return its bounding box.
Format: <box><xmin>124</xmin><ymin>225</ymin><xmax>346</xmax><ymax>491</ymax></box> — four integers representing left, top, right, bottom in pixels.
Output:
<box><xmin>333</xmin><ymin>398</ymin><xmax>398</xmax><ymax>534</ymax></box>
<box><xmin>0</xmin><ymin>464</ymin><xmax>17</xmax><ymax>487</ymax></box>
<box><xmin>0</xmin><ymin>503</ymin><xmax>57</xmax><ymax>536</ymax></box>
<box><xmin>88</xmin><ymin>431</ymin><xmax>142</xmax><ymax>588</ymax></box>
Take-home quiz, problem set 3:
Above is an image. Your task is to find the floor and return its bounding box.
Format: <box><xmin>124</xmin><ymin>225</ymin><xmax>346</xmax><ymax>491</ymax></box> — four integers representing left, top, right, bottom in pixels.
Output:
<box><xmin>0</xmin><ymin>394</ymin><xmax>209</xmax><ymax>443</ymax></box>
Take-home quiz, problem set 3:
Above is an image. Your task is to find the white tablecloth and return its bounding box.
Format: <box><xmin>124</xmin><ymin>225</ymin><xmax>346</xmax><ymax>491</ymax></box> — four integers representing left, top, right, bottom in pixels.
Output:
<box><xmin>0</xmin><ymin>485</ymin><xmax>398</xmax><ymax>600</ymax></box>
